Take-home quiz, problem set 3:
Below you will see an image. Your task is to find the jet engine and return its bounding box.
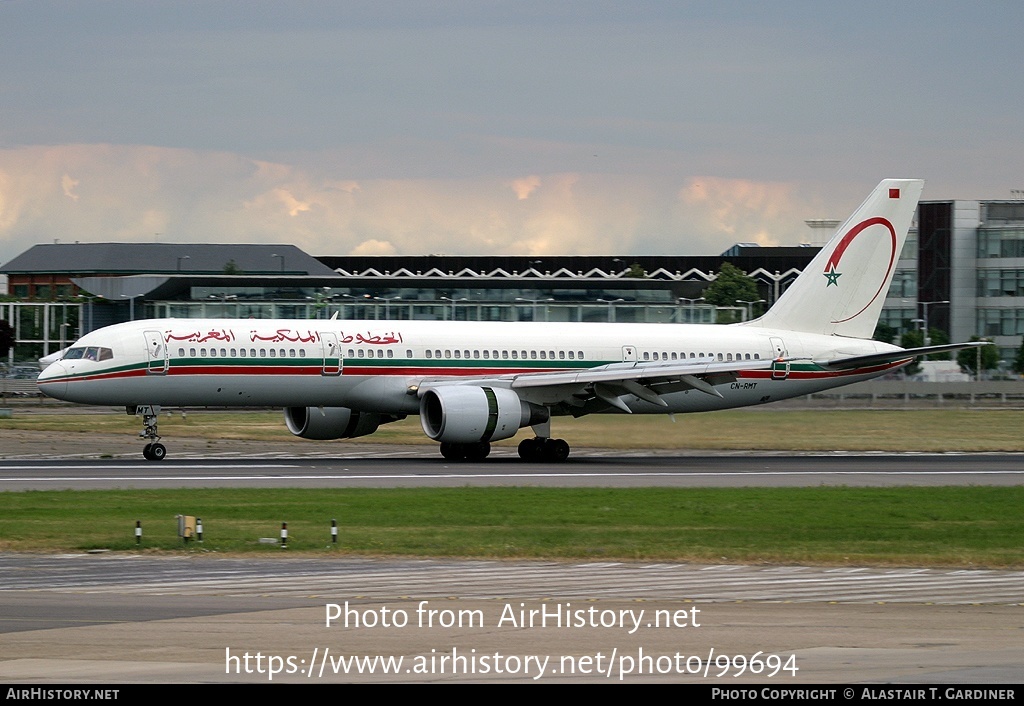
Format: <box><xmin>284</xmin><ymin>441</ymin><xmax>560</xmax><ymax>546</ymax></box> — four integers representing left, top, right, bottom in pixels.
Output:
<box><xmin>284</xmin><ymin>406</ymin><xmax>382</xmax><ymax>440</ymax></box>
<box><xmin>419</xmin><ymin>385</ymin><xmax>546</xmax><ymax>443</ymax></box>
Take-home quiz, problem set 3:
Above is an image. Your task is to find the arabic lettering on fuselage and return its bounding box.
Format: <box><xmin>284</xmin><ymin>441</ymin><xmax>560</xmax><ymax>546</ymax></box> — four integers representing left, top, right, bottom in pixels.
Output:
<box><xmin>162</xmin><ymin>328</ymin><xmax>402</xmax><ymax>345</ymax></box>
<box><xmin>340</xmin><ymin>331</ymin><xmax>404</xmax><ymax>345</ymax></box>
<box><xmin>164</xmin><ymin>329</ymin><xmax>236</xmax><ymax>343</ymax></box>
<box><xmin>249</xmin><ymin>329</ymin><xmax>321</xmax><ymax>344</ymax></box>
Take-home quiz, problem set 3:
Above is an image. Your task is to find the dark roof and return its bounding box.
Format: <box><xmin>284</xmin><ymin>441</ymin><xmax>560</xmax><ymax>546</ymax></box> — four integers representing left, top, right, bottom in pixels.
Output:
<box><xmin>318</xmin><ymin>250</ymin><xmax>820</xmax><ymax>279</ymax></box>
<box><xmin>1</xmin><ymin>243</ymin><xmax>338</xmax><ymax>277</ymax></box>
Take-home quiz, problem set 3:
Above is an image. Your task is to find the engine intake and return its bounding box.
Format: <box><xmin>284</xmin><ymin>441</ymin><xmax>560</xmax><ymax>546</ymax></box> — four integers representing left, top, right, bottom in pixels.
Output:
<box><xmin>284</xmin><ymin>407</ymin><xmax>381</xmax><ymax>440</ymax></box>
<box><xmin>419</xmin><ymin>385</ymin><xmax>546</xmax><ymax>443</ymax></box>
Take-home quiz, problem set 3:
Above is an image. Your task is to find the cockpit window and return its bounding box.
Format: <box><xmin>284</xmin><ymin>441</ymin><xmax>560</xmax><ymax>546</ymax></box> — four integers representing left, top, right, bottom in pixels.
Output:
<box><xmin>64</xmin><ymin>346</ymin><xmax>113</xmax><ymax>362</ymax></box>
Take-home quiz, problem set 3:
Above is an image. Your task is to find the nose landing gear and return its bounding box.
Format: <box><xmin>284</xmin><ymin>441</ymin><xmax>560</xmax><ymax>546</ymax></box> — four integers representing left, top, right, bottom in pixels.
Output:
<box><xmin>132</xmin><ymin>405</ymin><xmax>167</xmax><ymax>461</ymax></box>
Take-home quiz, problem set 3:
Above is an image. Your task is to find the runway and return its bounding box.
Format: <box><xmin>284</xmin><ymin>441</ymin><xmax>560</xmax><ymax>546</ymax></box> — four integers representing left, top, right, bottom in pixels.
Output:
<box><xmin>1</xmin><ymin>450</ymin><xmax>1023</xmax><ymax>489</ymax></box>
<box><xmin>2</xmin><ymin>448</ymin><xmax>1022</xmax><ymax>683</ymax></box>
<box><xmin>1</xmin><ymin>553</ymin><xmax>1021</xmax><ymax>683</ymax></box>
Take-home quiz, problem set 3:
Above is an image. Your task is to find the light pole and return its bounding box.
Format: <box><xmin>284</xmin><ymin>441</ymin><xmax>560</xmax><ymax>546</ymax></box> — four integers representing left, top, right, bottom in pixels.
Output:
<box><xmin>976</xmin><ymin>337</ymin><xmax>991</xmax><ymax>382</ymax></box>
<box><xmin>736</xmin><ymin>298</ymin><xmax>766</xmax><ymax>322</ymax></box>
<box><xmin>374</xmin><ymin>295</ymin><xmax>402</xmax><ymax>319</ymax></box>
<box><xmin>271</xmin><ymin>253</ymin><xmax>285</xmax><ymax>272</ymax></box>
<box><xmin>597</xmin><ymin>298</ymin><xmax>624</xmax><ymax>323</ymax></box>
<box><xmin>120</xmin><ymin>294</ymin><xmax>137</xmax><ymax>321</ymax></box>
<box><xmin>441</xmin><ymin>296</ymin><xmax>468</xmax><ymax>320</ymax></box>
<box><xmin>176</xmin><ymin>255</ymin><xmax>190</xmax><ymax>271</ymax></box>
<box><xmin>919</xmin><ymin>300</ymin><xmax>949</xmax><ymax>347</ymax></box>
<box><xmin>678</xmin><ymin>296</ymin><xmax>705</xmax><ymax>324</ymax></box>
<box><xmin>515</xmin><ymin>297</ymin><xmax>554</xmax><ymax>321</ymax></box>
<box><xmin>341</xmin><ymin>293</ymin><xmax>371</xmax><ymax>319</ymax></box>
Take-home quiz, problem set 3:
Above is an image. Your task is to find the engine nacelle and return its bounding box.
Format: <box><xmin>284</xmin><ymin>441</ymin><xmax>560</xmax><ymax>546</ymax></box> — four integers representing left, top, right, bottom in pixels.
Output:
<box><xmin>284</xmin><ymin>406</ymin><xmax>381</xmax><ymax>440</ymax></box>
<box><xmin>419</xmin><ymin>385</ymin><xmax>545</xmax><ymax>443</ymax></box>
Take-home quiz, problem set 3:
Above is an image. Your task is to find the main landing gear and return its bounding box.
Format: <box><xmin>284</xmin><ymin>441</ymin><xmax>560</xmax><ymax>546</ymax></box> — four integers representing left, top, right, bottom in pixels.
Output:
<box><xmin>517</xmin><ymin>437</ymin><xmax>570</xmax><ymax>463</ymax></box>
<box><xmin>133</xmin><ymin>405</ymin><xmax>167</xmax><ymax>461</ymax></box>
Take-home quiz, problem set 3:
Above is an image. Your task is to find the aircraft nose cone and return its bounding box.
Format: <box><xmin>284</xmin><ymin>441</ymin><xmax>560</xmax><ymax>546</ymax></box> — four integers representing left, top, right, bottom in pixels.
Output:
<box><xmin>37</xmin><ymin>362</ymin><xmax>68</xmax><ymax>399</ymax></box>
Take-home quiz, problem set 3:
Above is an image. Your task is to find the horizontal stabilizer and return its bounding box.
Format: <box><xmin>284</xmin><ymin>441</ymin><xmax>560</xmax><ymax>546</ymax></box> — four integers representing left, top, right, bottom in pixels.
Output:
<box><xmin>814</xmin><ymin>342</ymin><xmax>986</xmax><ymax>371</ymax></box>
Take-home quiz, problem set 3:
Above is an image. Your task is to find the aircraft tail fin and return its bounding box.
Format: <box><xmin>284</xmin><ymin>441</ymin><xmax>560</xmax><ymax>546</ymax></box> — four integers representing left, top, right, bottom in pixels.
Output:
<box><xmin>748</xmin><ymin>178</ymin><xmax>923</xmax><ymax>339</ymax></box>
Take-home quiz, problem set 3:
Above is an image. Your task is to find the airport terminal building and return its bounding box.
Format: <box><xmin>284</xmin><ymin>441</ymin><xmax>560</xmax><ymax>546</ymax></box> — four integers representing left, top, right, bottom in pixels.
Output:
<box><xmin>3</xmin><ymin>198</ymin><xmax>1024</xmax><ymax>367</ymax></box>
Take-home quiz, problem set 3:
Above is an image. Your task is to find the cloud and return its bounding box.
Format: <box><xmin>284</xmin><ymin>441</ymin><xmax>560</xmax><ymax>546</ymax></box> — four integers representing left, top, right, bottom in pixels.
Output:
<box><xmin>61</xmin><ymin>174</ymin><xmax>80</xmax><ymax>202</ymax></box>
<box><xmin>0</xmin><ymin>144</ymin><xmax>829</xmax><ymax>267</ymax></box>
<box><xmin>510</xmin><ymin>175</ymin><xmax>541</xmax><ymax>200</ymax></box>
<box><xmin>677</xmin><ymin>177</ymin><xmax>807</xmax><ymax>248</ymax></box>
<box><xmin>349</xmin><ymin>239</ymin><xmax>397</xmax><ymax>256</ymax></box>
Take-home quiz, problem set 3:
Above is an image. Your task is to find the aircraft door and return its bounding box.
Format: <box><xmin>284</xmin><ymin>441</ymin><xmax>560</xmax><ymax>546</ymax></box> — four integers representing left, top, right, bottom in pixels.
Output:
<box><xmin>144</xmin><ymin>331</ymin><xmax>168</xmax><ymax>375</ymax></box>
<box><xmin>769</xmin><ymin>336</ymin><xmax>789</xmax><ymax>380</ymax></box>
<box><xmin>321</xmin><ymin>332</ymin><xmax>342</xmax><ymax>376</ymax></box>
<box><xmin>621</xmin><ymin>345</ymin><xmax>638</xmax><ymax>362</ymax></box>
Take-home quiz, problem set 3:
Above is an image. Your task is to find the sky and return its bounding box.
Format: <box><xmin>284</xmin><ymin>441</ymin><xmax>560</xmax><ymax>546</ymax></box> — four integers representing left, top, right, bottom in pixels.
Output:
<box><xmin>2</xmin><ymin>1</ymin><xmax>1023</xmax><ymax>266</ymax></box>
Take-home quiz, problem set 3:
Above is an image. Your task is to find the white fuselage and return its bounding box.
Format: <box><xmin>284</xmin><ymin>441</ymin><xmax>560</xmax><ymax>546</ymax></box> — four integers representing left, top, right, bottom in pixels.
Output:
<box><xmin>37</xmin><ymin>318</ymin><xmax>906</xmax><ymax>415</ymax></box>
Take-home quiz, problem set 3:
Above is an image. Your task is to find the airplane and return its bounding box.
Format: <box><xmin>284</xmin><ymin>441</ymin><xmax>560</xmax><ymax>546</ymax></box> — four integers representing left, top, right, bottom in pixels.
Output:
<box><xmin>37</xmin><ymin>179</ymin><xmax>980</xmax><ymax>462</ymax></box>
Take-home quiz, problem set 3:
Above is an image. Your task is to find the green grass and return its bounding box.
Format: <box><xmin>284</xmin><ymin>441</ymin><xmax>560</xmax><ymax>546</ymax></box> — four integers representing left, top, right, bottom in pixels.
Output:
<box><xmin>2</xmin><ymin>487</ymin><xmax>1021</xmax><ymax>567</ymax></box>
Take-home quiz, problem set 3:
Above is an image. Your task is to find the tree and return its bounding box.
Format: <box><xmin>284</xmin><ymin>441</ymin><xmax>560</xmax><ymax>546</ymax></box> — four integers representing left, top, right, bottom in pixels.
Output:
<box><xmin>704</xmin><ymin>262</ymin><xmax>761</xmax><ymax>324</ymax></box>
<box><xmin>900</xmin><ymin>328</ymin><xmax>950</xmax><ymax>358</ymax></box>
<box><xmin>872</xmin><ymin>322</ymin><xmax>898</xmax><ymax>345</ymax></box>
<box><xmin>957</xmin><ymin>337</ymin><xmax>1000</xmax><ymax>378</ymax></box>
<box><xmin>899</xmin><ymin>328</ymin><xmax>950</xmax><ymax>376</ymax></box>
<box><xmin>623</xmin><ymin>262</ymin><xmax>647</xmax><ymax>279</ymax></box>
<box><xmin>223</xmin><ymin>260</ymin><xmax>241</xmax><ymax>275</ymax></box>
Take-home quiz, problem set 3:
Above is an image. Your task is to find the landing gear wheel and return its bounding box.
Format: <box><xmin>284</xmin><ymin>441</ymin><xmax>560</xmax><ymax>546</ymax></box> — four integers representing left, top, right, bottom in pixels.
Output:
<box><xmin>546</xmin><ymin>438</ymin><xmax>570</xmax><ymax>462</ymax></box>
<box><xmin>439</xmin><ymin>441</ymin><xmax>491</xmax><ymax>461</ymax></box>
<box><xmin>142</xmin><ymin>443</ymin><xmax>166</xmax><ymax>461</ymax></box>
<box><xmin>518</xmin><ymin>437</ymin><xmax>570</xmax><ymax>463</ymax></box>
<box><xmin>440</xmin><ymin>442</ymin><xmax>465</xmax><ymax>461</ymax></box>
<box><xmin>464</xmin><ymin>441</ymin><xmax>490</xmax><ymax>461</ymax></box>
<box><xmin>518</xmin><ymin>438</ymin><xmax>542</xmax><ymax>462</ymax></box>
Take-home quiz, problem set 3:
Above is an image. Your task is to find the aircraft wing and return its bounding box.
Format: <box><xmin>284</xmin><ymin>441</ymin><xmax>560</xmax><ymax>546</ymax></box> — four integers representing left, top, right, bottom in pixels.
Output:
<box><xmin>420</xmin><ymin>357</ymin><xmax>774</xmax><ymax>413</ymax></box>
<box><xmin>813</xmin><ymin>342</ymin><xmax>987</xmax><ymax>371</ymax></box>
